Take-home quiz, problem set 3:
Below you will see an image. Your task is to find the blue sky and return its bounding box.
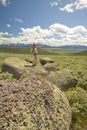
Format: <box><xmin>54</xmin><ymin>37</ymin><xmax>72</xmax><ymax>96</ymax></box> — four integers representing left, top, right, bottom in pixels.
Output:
<box><xmin>0</xmin><ymin>0</ymin><xmax>87</xmax><ymax>46</ymax></box>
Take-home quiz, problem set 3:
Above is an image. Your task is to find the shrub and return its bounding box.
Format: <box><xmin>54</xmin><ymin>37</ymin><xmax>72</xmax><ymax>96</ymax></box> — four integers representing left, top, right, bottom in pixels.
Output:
<box><xmin>66</xmin><ymin>87</ymin><xmax>87</xmax><ymax>130</ymax></box>
<box><xmin>77</xmin><ymin>75</ymin><xmax>87</xmax><ymax>90</ymax></box>
<box><xmin>19</xmin><ymin>73</ymin><xmax>29</xmax><ymax>80</ymax></box>
<box><xmin>0</xmin><ymin>72</ymin><xmax>13</xmax><ymax>80</ymax></box>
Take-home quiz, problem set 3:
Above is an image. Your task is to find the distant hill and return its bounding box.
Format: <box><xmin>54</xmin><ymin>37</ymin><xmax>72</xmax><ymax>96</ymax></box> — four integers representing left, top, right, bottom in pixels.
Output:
<box><xmin>0</xmin><ymin>43</ymin><xmax>32</xmax><ymax>48</ymax></box>
<box><xmin>58</xmin><ymin>45</ymin><xmax>87</xmax><ymax>50</ymax></box>
<box><xmin>0</xmin><ymin>43</ymin><xmax>87</xmax><ymax>50</ymax></box>
<box><xmin>73</xmin><ymin>50</ymin><xmax>87</xmax><ymax>55</ymax></box>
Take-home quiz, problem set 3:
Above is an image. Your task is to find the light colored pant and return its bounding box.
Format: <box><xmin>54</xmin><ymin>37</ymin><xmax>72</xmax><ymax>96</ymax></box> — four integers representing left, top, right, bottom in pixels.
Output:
<box><xmin>32</xmin><ymin>54</ymin><xmax>37</xmax><ymax>65</ymax></box>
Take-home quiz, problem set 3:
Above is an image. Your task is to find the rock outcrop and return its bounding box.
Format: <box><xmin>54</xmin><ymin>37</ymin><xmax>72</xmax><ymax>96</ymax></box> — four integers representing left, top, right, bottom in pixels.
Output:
<box><xmin>44</xmin><ymin>63</ymin><xmax>58</xmax><ymax>72</ymax></box>
<box><xmin>0</xmin><ymin>75</ymin><xmax>71</xmax><ymax>130</ymax></box>
<box><xmin>2</xmin><ymin>57</ymin><xmax>31</xmax><ymax>79</ymax></box>
<box><xmin>40</xmin><ymin>57</ymin><xmax>54</xmax><ymax>65</ymax></box>
<box><xmin>1</xmin><ymin>57</ymin><xmax>78</xmax><ymax>91</ymax></box>
<box><xmin>28</xmin><ymin>66</ymin><xmax>48</xmax><ymax>76</ymax></box>
<box><xmin>25</xmin><ymin>57</ymin><xmax>33</xmax><ymax>63</ymax></box>
<box><xmin>2</xmin><ymin>57</ymin><xmax>48</xmax><ymax>79</ymax></box>
<box><xmin>47</xmin><ymin>69</ymin><xmax>78</xmax><ymax>91</ymax></box>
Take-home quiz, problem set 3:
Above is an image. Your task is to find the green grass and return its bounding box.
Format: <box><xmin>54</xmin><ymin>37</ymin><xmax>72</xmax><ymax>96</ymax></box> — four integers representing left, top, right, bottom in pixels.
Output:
<box><xmin>0</xmin><ymin>47</ymin><xmax>85</xmax><ymax>55</ymax></box>
<box><xmin>0</xmin><ymin>47</ymin><xmax>31</xmax><ymax>54</ymax></box>
<box><xmin>66</xmin><ymin>87</ymin><xmax>87</xmax><ymax>130</ymax></box>
<box><xmin>0</xmin><ymin>47</ymin><xmax>87</xmax><ymax>90</ymax></box>
<box><xmin>0</xmin><ymin>47</ymin><xmax>87</xmax><ymax>73</ymax></box>
<box><xmin>72</xmin><ymin>50</ymin><xmax>87</xmax><ymax>56</ymax></box>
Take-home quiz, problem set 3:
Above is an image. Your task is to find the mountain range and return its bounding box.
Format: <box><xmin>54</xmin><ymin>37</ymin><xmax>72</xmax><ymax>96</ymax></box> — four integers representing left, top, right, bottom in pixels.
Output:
<box><xmin>0</xmin><ymin>43</ymin><xmax>87</xmax><ymax>50</ymax></box>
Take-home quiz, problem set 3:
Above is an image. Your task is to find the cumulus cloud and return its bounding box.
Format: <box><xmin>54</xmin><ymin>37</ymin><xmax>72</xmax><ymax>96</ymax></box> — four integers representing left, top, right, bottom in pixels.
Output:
<box><xmin>14</xmin><ymin>18</ymin><xmax>23</xmax><ymax>23</ymax></box>
<box><xmin>60</xmin><ymin>0</ymin><xmax>87</xmax><ymax>13</ymax></box>
<box><xmin>0</xmin><ymin>23</ymin><xmax>87</xmax><ymax>46</ymax></box>
<box><xmin>49</xmin><ymin>23</ymin><xmax>69</xmax><ymax>35</ymax></box>
<box><xmin>0</xmin><ymin>32</ymin><xmax>13</xmax><ymax>44</ymax></box>
<box><xmin>75</xmin><ymin>0</ymin><xmax>87</xmax><ymax>9</ymax></box>
<box><xmin>6</xmin><ymin>24</ymin><xmax>11</xmax><ymax>28</ymax></box>
<box><xmin>20</xmin><ymin>26</ymin><xmax>51</xmax><ymax>38</ymax></box>
<box><xmin>50</xmin><ymin>1</ymin><xmax>58</xmax><ymax>7</ymax></box>
<box><xmin>70</xmin><ymin>26</ymin><xmax>87</xmax><ymax>34</ymax></box>
<box><xmin>60</xmin><ymin>3</ymin><xmax>74</xmax><ymax>13</ymax></box>
<box><xmin>0</xmin><ymin>32</ymin><xmax>11</xmax><ymax>36</ymax></box>
<box><xmin>0</xmin><ymin>0</ymin><xmax>9</xmax><ymax>7</ymax></box>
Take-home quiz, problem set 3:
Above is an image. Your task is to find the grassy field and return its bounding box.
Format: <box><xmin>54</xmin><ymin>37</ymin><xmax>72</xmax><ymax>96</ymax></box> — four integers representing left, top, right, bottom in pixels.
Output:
<box><xmin>0</xmin><ymin>47</ymin><xmax>87</xmax><ymax>71</ymax></box>
<box><xmin>0</xmin><ymin>47</ymin><xmax>87</xmax><ymax>130</ymax></box>
<box><xmin>0</xmin><ymin>47</ymin><xmax>87</xmax><ymax>88</ymax></box>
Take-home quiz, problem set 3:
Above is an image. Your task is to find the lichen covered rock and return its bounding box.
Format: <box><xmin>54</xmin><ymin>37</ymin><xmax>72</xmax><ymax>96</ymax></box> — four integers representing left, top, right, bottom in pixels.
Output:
<box><xmin>1</xmin><ymin>57</ymin><xmax>48</xmax><ymax>79</ymax></box>
<box><xmin>26</xmin><ymin>57</ymin><xmax>33</xmax><ymax>63</ymax></box>
<box><xmin>26</xmin><ymin>66</ymin><xmax>48</xmax><ymax>77</ymax></box>
<box><xmin>47</xmin><ymin>69</ymin><xmax>78</xmax><ymax>91</ymax></box>
<box><xmin>0</xmin><ymin>75</ymin><xmax>71</xmax><ymax>130</ymax></box>
<box><xmin>40</xmin><ymin>57</ymin><xmax>54</xmax><ymax>65</ymax></box>
<box><xmin>2</xmin><ymin>57</ymin><xmax>32</xmax><ymax>79</ymax></box>
<box><xmin>44</xmin><ymin>63</ymin><xmax>58</xmax><ymax>72</ymax></box>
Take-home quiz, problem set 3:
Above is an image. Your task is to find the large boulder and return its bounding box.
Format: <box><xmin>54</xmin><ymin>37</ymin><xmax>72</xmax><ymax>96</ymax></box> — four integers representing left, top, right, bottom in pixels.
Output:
<box><xmin>47</xmin><ymin>69</ymin><xmax>78</xmax><ymax>91</ymax></box>
<box><xmin>27</xmin><ymin>66</ymin><xmax>48</xmax><ymax>76</ymax></box>
<box><xmin>1</xmin><ymin>57</ymin><xmax>48</xmax><ymax>79</ymax></box>
<box><xmin>40</xmin><ymin>57</ymin><xmax>54</xmax><ymax>65</ymax></box>
<box><xmin>0</xmin><ymin>75</ymin><xmax>71</xmax><ymax>130</ymax></box>
<box><xmin>2</xmin><ymin>57</ymin><xmax>32</xmax><ymax>79</ymax></box>
<box><xmin>44</xmin><ymin>63</ymin><xmax>58</xmax><ymax>72</ymax></box>
<box><xmin>25</xmin><ymin>57</ymin><xmax>33</xmax><ymax>63</ymax></box>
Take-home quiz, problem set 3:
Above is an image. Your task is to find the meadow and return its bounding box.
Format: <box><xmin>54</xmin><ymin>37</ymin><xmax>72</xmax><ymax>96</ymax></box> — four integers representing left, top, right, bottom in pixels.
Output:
<box><xmin>0</xmin><ymin>47</ymin><xmax>87</xmax><ymax>130</ymax></box>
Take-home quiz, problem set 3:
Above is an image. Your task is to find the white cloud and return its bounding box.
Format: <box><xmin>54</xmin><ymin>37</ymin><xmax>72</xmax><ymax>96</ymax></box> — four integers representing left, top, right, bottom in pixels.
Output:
<box><xmin>0</xmin><ymin>0</ymin><xmax>9</xmax><ymax>7</ymax></box>
<box><xmin>60</xmin><ymin>3</ymin><xmax>74</xmax><ymax>13</ymax></box>
<box><xmin>20</xmin><ymin>26</ymin><xmax>51</xmax><ymax>39</ymax></box>
<box><xmin>0</xmin><ymin>32</ymin><xmax>13</xmax><ymax>44</ymax></box>
<box><xmin>70</xmin><ymin>26</ymin><xmax>87</xmax><ymax>34</ymax></box>
<box><xmin>6</xmin><ymin>24</ymin><xmax>11</xmax><ymax>28</ymax></box>
<box><xmin>0</xmin><ymin>23</ymin><xmax>87</xmax><ymax>46</ymax></box>
<box><xmin>0</xmin><ymin>32</ymin><xmax>10</xmax><ymax>36</ymax></box>
<box><xmin>50</xmin><ymin>1</ymin><xmax>58</xmax><ymax>7</ymax></box>
<box><xmin>14</xmin><ymin>18</ymin><xmax>23</xmax><ymax>23</ymax></box>
<box><xmin>49</xmin><ymin>23</ymin><xmax>69</xmax><ymax>35</ymax></box>
<box><xmin>75</xmin><ymin>0</ymin><xmax>87</xmax><ymax>9</ymax></box>
<box><xmin>60</xmin><ymin>0</ymin><xmax>87</xmax><ymax>13</ymax></box>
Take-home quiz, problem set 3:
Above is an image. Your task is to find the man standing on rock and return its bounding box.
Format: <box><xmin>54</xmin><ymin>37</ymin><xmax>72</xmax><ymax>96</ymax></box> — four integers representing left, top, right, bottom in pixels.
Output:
<box><xmin>31</xmin><ymin>42</ymin><xmax>42</xmax><ymax>66</ymax></box>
